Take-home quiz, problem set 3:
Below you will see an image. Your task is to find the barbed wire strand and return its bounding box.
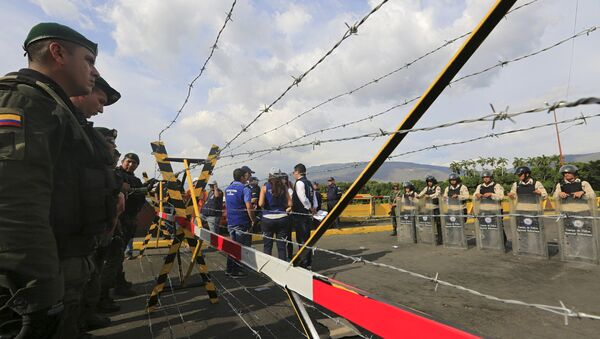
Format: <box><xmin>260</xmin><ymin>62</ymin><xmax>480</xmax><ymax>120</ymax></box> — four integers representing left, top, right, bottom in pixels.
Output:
<box><xmin>221</xmin><ymin>0</ymin><xmax>542</xmax><ymax>156</ymax></box>
<box><xmin>210</xmin><ymin>261</ymin><xmax>307</xmax><ymax>337</ymax></box>
<box><xmin>215</xmin><ymin>25</ymin><xmax>599</xmax><ymax>168</ymax></box>
<box><xmin>219</xmin><ymin>97</ymin><xmax>598</xmax><ymax>159</ymax></box>
<box><xmin>208</xmin><ymin>268</ymin><xmax>264</xmax><ymax>338</ymax></box>
<box><xmin>158</xmin><ymin>0</ymin><xmax>237</xmax><ymax>140</ymax></box>
<box><xmin>220</xmin><ymin>0</ymin><xmax>390</xmax><ymax>151</ymax></box>
<box><xmin>201</xmin><ymin>226</ymin><xmax>600</xmax><ymax>323</ymax></box>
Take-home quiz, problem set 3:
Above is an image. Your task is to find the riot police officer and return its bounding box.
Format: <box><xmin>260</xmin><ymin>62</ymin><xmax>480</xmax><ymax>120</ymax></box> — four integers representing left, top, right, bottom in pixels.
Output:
<box><xmin>443</xmin><ymin>173</ymin><xmax>470</xmax><ymax>217</ymax></box>
<box><xmin>0</xmin><ymin>22</ymin><xmax>99</xmax><ymax>338</ymax></box>
<box><xmin>473</xmin><ymin>170</ymin><xmax>506</xmax><ymax>247</ymax></box>
<box><xmin>554</xmin><ymin>165</ymin><xmax>595</xmax><ymax>200</ymax></box>
<box><xmin>508</xmin><ymin>166</ymin><xmax>548</xmax><ymax>201</ymax></box>
<box><xmin>418</xmin><ymin>176</ymin><xmax>442</xmax><ymax>244</ymax></box>
<box><xmin>389</xmin><ymin>183</ymin><xmax>401</xmax><ymax>236</ymax></box>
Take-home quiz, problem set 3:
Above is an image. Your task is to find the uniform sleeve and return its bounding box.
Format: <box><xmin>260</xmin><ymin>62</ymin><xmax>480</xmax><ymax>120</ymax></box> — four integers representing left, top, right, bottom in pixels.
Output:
<box><xmin>473</xmin><ymin>185</ymin><xmax>482</xmax><ymax>200</ymax></box>
<box><xmin>243</xmin><ymin>186</ymin><xmax>252</xmax><ymax>204</ymax></box>
<box><xmin>553</xmin><ymin>183</ymin><xmax>562</xmax><ymax>200</ymax></box>
<box><xmin>492</xmin><ymin>184</ymin><xmax>504</xmax><ymax>201</ymax></box>
<box><xmin>417</xmin><ymin>187</ymin><xmax>427</xmax><ymax>198</ymax></box>
<box><xmin>443</xmin><ymin>187</ymin><xmax>449</xmax><ymax>198</ymax></box>
<box><xmin>433</xmin><ymin>186</ymin><xmax>441</xmax><ymax>199</ymax></box>
<box><xmin>510</xmin><ymin>182</ymin><xmax>517</xmax><ymax>195</ymax></box>
<box><xmin>459</xmin><ymin>185</ymin><xmax>470</xmax><ymax>200</ymax></box>
<box><xmin>535</xmin><ymin>181</ymin><xmax>548</xmax><ymax>199</ymax></box>
<box><xmin>582</xmin><ymin>181</ymin><xmax>596</xmax><ymax>200</ymax></box>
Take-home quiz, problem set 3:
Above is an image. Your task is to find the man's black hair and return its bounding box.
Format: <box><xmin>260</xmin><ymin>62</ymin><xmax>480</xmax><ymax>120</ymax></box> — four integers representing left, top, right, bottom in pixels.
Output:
<box><xmin>294</xmin><ymin>163</ymin><xmax>306</xmax><ymax>175</ymax></box>
<box><xmin>233</xmin><ymin>168</ymin><xmax>245</xmax><ymax>181</ymax></box>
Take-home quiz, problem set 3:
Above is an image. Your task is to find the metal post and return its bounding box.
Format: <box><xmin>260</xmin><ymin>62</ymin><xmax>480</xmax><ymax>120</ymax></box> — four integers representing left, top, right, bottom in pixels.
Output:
<box><xmin>157</xmin><ymin>181</ymin><xmax>163</xmax><ymax>248</ymax></box>
<box><xmin>285</xmin><ymin>287</ymin><xmax>319</xmax><ymax>339</ymax></box>
<box><xmin>291</xmin><ymin>0</ymin><xmax>517</xmax><ymax>266</ymax></box>
<box><xmin>552</xmin><ymin>109</ymin><xmax>565</xmax><ymax>165</ymax></box>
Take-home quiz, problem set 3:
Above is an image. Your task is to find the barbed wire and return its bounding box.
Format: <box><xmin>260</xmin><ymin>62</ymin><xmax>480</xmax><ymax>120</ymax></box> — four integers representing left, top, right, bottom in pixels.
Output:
<box><xmin>219</xmin><ymin>97</ymin><xmax>597</xmax><ymax>159</ymax></box>
<box><xmin>388</xmin><ymin>111</ymin><xmax>600</xmax><ymax>160</ymax></box>
<box><xmin>202</xmin><ymin>226</ymin><xmax>600</xmax><ymax>324</ymax></box>
<box><xmin>220</xmin><ymin>0</ymin><xmax>390</xmax><ymax>151</ymax></box>
<box><xmin>158</xmin><ymin>0</ymin><xmax>237</xmax><ymax>140</ymax></box>
<box><xmin>220</xmin><ymin>0</ymin><xmax>542</xmax><ymax>157</ymax></box>
<box><xmin>209</xmin><ymin>266</ymin><xmax>264</xmax><ymax>338</ymax></box>
<box><xmin>215</xmin><ymin>25</ymin><xmax>599</xmax><ymax>168</ymax></box>
<box><xmin>210</xmin><ymin>261</ymin><xmax>307</xmax><ymax>336</ymax></box>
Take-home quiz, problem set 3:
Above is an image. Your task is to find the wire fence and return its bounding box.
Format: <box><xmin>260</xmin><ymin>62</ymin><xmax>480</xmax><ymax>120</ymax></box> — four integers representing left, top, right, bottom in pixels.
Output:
<box><xmin>221</xmin><ymin>0</ymin><xmax>390</xmax><ymax>151</ymax></box>
<box><xmin>221</xmin><ymin>0</ymin><xmax>542</xmax><ymax>156</ymax></box>
<box><xmin>158</xmin><ymin>0</ymin><xmax>237</xmax><ymax>140</ymax></box>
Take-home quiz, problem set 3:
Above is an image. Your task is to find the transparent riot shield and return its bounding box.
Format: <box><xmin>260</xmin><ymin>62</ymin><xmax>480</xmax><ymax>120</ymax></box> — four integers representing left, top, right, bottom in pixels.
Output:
<box><xmin>396</xmin><ymin>195</ymin><xmax>416</xmax><ymax>244</ymax></box>
<box><xmin>556</xmin><ymin>196</ymin><xmax>599</xmax><ymax>264</ymax></box>
<box><xmin>415</xmin><ymin>198</ymin><xmax>436</xmax><ymax>245</ymax></box>
<box><xmin>474</xmin><ymin>198</ymin><xmax>505</xmax><ymax>251</ymax></box>
<box><xmin>510</xmin><ymin>194</ymin><xmax>547</xmax><ymax>258</ymax></box>
<box><xmin>441</xmin><ymin>197</ymin><xmax>467</xmax><ymax>248</ymax></box>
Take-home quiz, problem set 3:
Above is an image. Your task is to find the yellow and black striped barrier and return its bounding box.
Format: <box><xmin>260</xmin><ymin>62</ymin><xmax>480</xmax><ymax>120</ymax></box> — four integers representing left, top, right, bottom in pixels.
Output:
<box><xmin>146</xmin><ymin>141</ymin><xmax>219</xmax><ymax>311</ymax></box>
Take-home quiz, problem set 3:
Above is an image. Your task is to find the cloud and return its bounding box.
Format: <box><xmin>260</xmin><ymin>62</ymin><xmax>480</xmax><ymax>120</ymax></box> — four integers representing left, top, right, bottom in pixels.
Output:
<box><xmin>274</xmin><ymin>3</ymin><xmax>312</xmax><ymax>36</ymax></box>
<box><xmin>29</xmin><ymin>0</ymin><xmax>95</xmax><ymax>29</ymax></box>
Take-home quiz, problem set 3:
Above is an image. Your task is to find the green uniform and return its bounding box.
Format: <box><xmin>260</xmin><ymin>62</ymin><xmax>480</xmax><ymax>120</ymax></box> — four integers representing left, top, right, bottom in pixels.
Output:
<box><xmin>0</xmin><ymin>70</ymin><xmax>77</xmax><ymax>337</ymax></box>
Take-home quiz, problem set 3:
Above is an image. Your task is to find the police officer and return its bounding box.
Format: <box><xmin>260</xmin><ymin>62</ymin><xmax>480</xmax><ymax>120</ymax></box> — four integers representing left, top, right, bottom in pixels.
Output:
<box><xmin>443</xmin><ymin>173</ymin><xmax>470</xmax><ymax>219</ymax></box>
<box><xmin>201</xmin><ymin>180</ymin><xmax>224</xmax><ymax>233</ymax></box>
<box><xmin>247</xmin><ymin>176</ymin><xmax>261</xmax><ymax>231</ymax></box>
<box><xmin>403</xmin><ymin>181</ymin><xmax>417</xmax><ymax>199</ymax></box>
<box><xmin>225</xmin><ymin>168</ymin><xmax>256</xmax><ymax>277</ymax></box>
<box><xmin>473</xmin><ymin>170</ymin><xmax>504</xmax><ymax>202</ymax></box>
<box><xmin>389</xmin><ymin>183</ymin><xmax>401</xmax><ymax>236</ymax></box>
<box><xmin>508</xmin><ymin>166</ymin><xmax>548</xmax><ymax>201</ymax></box>
<box><xmin>553</xmin><ymin>165</ymin><xmax>595</xmax><ymax>200</ymax></box>
<box><xmin>0</xmin><ymin>23</ymin><xmax>99</xmax><ymax>338</ymax></box>
<box><xmin>473</xmin><ymin>170</ymin><xmax>506</xmax><ymax>246</ymax></box>
<box><xmin>326</xmin><ymin>177</ymin><xmax>342</xmax><ymax>228</ymax></box>
<box><xmin>417</xmin><ymin>176</ymin><xmax>442</xmax><ymax>244</ymax></box>
<box><xmin>291</xmin><ymin>164</ymin><xmax>318</xmax><ymax>269</ymax></box>
<box><xmin>70</xmin><ymin>77</ymin><xmax>122</xmax><ymax>333</ymax></box>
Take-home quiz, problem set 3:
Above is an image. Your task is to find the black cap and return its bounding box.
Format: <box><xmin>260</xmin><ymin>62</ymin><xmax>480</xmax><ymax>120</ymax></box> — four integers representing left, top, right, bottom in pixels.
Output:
<box><xmin>94</xmin><ymin>76</ymin><xmax>121</xmax><ymax>106</ymax></box>
<box><xmin>124</xmin><ymin>152</ymin><xmax>140</xmax><ymax>164</ymax></box>
<box><xmin>241</xmin><ymin>166</ymin><xmax>255</xmax><ymax>174</ymax></box>
<box><xmin>249</xmin><ymin>176</ymin><xmax>258</xmax><ymax>182</ymax></box>
<box><xmin>24</xmin><ymin>22</ymin><xmax>98</xmax><ymax>55</ymax></box>
<box><xmin>328</xmin><ymin>177</ymin><xmax>335</xmax><ymax>181</ymax></box>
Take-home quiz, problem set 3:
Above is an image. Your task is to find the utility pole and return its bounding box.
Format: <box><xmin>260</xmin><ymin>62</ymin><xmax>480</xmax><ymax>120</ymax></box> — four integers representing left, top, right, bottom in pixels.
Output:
<box><xmin>552</xmin><ymin>109</ymin><xmax>565</xmax><ymax>165</ymax></box>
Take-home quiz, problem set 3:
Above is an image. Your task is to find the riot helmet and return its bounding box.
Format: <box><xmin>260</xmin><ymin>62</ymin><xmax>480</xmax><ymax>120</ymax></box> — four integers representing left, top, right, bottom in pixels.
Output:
<box><xmin>559</xmin><ymin>164</ymin><xmax>578</xmax><ymax>175</ymax></box>
<box><xmin>448</xmin><ymin>173</ymin><xmax>461</xmax><ymax>182</ymax></box>
<box><xmin>514</xmin><ymin>166</ymin><xmax>531</xmax><ymax>176</ymax></box>
<box><xmin>481</xmin><ymin>170</ymin><xmax>494</xmax><ymax>178</ymax></box>
<box><xmin>425</xmin><ymin>175</ymin><xmax>437</xmax><ymax>185</ymax></box>
<box><xmin>403</xmin><ymin>181</ymin><xmax>415</xmax><ymax>191</ymax></box>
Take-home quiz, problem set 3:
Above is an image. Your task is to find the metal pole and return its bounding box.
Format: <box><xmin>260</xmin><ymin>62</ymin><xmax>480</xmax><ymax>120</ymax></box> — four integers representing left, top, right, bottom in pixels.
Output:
<box><xmin>291</xmin><ymin>0</ymin><xmax>517</xmax><ymax>266</ymax></box>
<box><xmin>285</xmin><ymin>287</ymin><xmax>319</xmax><ymax>339</ymax></box>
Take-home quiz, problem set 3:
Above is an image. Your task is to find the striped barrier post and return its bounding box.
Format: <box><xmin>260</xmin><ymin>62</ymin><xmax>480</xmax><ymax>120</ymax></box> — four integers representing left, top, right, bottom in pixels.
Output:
<box><xmin>146</xmin><ymin>142</ymin><xmax>219</xmax><ymax>310</ymax></box>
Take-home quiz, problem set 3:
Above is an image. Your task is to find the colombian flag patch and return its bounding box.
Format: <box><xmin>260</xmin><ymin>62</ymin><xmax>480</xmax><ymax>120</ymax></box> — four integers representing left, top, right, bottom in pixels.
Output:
<box><xmin>0</xmin><ymin>113</ymin><xmax>22</xmax><ymax>128</ymax></box>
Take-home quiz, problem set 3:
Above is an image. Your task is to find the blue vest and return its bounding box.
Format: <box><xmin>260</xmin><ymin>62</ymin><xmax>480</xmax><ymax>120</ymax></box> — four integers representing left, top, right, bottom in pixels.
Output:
<box><xmin>225</xmin><ymin>181</ymin><xmax>250</xmax><ymax>225</ymax></box>
<box><xmin>263</xmin><ymin>183</ymin><xmax>287</xmax><ymax>215</ymax></box>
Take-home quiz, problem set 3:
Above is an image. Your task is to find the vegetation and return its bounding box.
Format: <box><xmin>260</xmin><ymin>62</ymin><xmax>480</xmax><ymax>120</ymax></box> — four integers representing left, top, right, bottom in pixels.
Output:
<box><xmin>325</xmin><ymin>155</ymin><xmax>600</xmax><ymax>197</ymax></box>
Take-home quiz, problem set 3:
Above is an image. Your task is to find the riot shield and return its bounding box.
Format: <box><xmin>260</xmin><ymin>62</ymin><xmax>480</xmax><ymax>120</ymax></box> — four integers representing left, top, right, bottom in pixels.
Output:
<box><xmin>473</xmin><ymin>198</ymin><xmax>505</xmax><ymax>251</ymax></box>
<box><xmin>395</xmin><ymin>195</ymin><xmax>416</xmax><ymax>244</ymax></box>
<box><xmin>556</xmin><ymin>196</ymin><xmax>599</xmax><ymax>264</ymax></box>
<box><xmin>510</xmin><ymin>194</ymin><xmax>547</xmax><ymax>258</ymax></box>
<box><xmin>415</xmin><ymin>198</ymin><xmax>437</xmax><ymax>245</ymax></box>
<box><xmin>441</xmin><ymin>197</ymin><xmax>467</xmax><ymax>248</ymax></box>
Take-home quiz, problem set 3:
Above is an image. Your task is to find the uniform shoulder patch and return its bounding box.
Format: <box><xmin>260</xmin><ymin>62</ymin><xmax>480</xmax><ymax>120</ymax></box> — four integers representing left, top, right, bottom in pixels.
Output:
<box><xmin>0</xmin><ymin>112</ymin><xmax>22</xmax><ymax>128</ymax></box>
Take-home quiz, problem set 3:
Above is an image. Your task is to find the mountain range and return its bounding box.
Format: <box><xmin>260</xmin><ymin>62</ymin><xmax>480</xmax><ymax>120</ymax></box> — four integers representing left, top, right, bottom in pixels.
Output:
<box><xmin>308</xmin><ymin>152</ymin><xmax>600</xmax><ymax>183</ymax></box>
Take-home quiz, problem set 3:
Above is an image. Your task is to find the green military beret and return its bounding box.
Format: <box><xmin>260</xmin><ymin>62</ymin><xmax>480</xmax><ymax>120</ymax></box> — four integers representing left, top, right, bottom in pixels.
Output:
<box><xmin>94</xmin><ymin>127</ymin><xmax>118</xmax><ymax>139</ymax></box>
<box><xmin>24</xmin><ymin>22</ymin><xmax>98</xmax><ymax>55</ymax></box>
<box><xmin>95</xmin><ymin>76</ymin><xmax>121</xmax><ymax>106</ymax></box>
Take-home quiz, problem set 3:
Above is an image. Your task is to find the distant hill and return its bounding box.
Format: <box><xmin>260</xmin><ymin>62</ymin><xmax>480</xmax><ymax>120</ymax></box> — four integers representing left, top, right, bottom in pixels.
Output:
<box><xmin>564</xmin><ymin>152</ymin><xmax>600</xmax><ymax>163</ymax></box>
<box><xmin>308</xmin><ymin>161</ymin><xmax>450</xmax><ymax>183</ymax></box>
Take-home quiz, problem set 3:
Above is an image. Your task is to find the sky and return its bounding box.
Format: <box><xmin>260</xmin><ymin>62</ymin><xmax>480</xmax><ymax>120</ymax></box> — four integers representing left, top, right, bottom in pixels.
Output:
<box><xmin>1</xmin><ymin>0</ymin><xmax>599</xmax><ymax>185</ymax></box>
